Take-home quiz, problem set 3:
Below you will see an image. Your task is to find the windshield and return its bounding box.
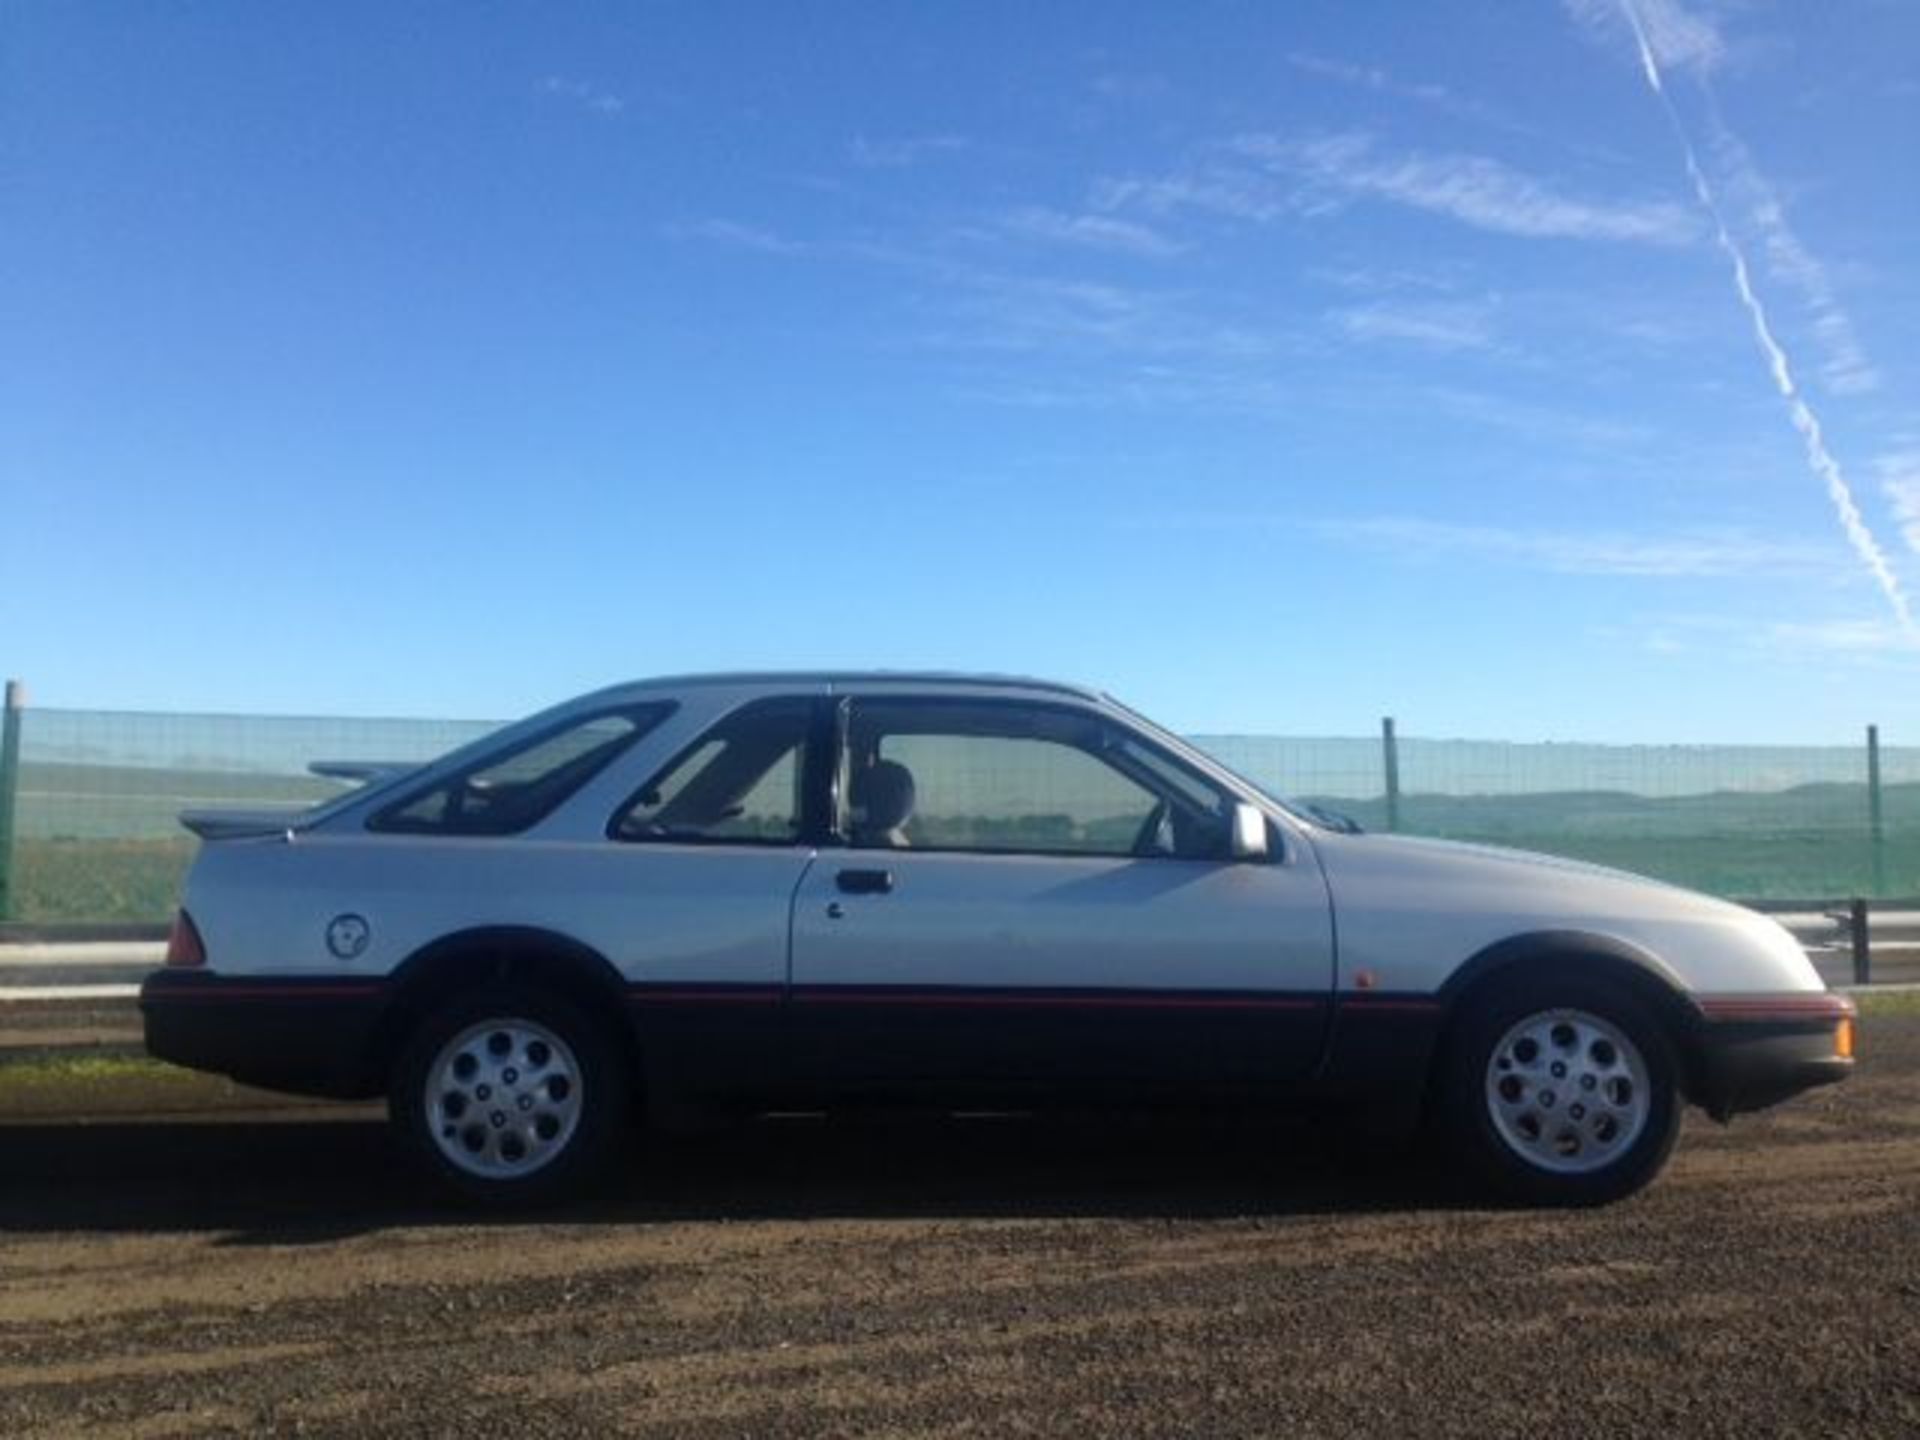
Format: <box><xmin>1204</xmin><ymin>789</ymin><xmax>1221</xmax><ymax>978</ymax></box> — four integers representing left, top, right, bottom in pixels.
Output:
<box><xmin>1096</xmin><ymin>695</ymin><xmax>1363</xmax><ymax>834</ymax></box>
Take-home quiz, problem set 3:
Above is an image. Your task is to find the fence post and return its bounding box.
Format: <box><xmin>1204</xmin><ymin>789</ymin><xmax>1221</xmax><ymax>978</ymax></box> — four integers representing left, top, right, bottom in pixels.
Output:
<box><xmin>1849</xmin><ymin>897</ymin><xmax>1871</xmax><ymax>986</ymax></box>
<box><xmin>1381</xmin><ymin>716</ymin><xmax>1401</xmax><ymax>833</ymax></box>
<box><xmin>0</xmin><ymin>680</ymin><xmax>23</xmax><ymax>923</ymax></box>
<box><xmin>1867</xmin><ymin>723</ymin><xmax>1885</xmax><ymax>898</ymax></box>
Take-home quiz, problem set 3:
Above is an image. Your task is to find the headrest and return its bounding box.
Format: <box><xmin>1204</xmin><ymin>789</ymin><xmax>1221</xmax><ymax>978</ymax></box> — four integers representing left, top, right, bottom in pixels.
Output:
<box><xmin>855</xmin><ymin>759</ymin><xmax>917</xmax><ymax>833</ymax></box>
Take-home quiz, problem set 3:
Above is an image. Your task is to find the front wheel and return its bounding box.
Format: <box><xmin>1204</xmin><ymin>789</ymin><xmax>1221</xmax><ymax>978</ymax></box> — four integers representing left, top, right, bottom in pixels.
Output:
<box><xmin>392</xmin><ymin>984</ymin><xmax>629</xmax><ymax>1208</ymax></box>
<box><xmin>1439</xmin><ymin>978</ymin><xmax>1680</xmax><ymax>1206</ymax></box>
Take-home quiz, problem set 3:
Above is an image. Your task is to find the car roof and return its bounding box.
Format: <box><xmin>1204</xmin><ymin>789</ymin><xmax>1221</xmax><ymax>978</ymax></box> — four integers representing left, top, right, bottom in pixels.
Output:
<box><xmin>592</xmin><ymin>671</ymin><xmax>1106</xmax><ymax>702</ymax></box>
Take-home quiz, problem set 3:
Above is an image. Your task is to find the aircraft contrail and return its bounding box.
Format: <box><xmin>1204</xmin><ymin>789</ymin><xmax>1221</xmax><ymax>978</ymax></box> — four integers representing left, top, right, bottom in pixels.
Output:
<box><xmin>1616</xmin><ymin>0</ymin><xmax>1917</xmax><ymax>639</ymax></box>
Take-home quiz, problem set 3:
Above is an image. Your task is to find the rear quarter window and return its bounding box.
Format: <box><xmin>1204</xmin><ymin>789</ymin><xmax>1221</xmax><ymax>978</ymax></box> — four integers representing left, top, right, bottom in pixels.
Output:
<box><xmin>370</xmin><ymin>703</ymin><xmax>674</xmax><ymax>836</ymax></box>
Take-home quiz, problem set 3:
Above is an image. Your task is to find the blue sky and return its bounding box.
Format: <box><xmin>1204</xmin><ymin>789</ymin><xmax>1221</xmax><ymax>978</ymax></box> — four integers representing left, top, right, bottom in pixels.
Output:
<box><xmin>4</xmin><ymin>1</ymin><xmax>1917</xmax><ymax>742</ymax></box>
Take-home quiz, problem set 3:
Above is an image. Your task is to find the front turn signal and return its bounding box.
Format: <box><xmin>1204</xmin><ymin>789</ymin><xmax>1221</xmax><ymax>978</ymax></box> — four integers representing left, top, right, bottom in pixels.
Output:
<box><xmin>1835</xmin><ymin>1014</ymin><xmax>1855</xmax><ymax>1060</ymax></box>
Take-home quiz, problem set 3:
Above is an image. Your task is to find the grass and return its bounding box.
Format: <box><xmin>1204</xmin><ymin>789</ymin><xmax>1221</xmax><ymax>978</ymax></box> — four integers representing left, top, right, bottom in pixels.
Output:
<box><xmin>0</xmin><ymin>1052</ymin><xmax>366</xmax><ymax>1117</ymax></box>
<box><xmin>0</xmin><ymin>1056</ymin><xmax>200</xmax><ymax>1118</ymax></box>
<box><xmin>1856</xmin><ymin>990</ymin><xmax>1920</xmax><ymax>1017</ymax></box>
<box><xmin>0</xmin><ymin>1053</ymin><xmax>168</xmax><ymax>1086</ymax></box>
<box><xmin>5</xmin><ymin>764</ymin><xmax>1918</xmax><ymax>921</ymax></box>
<box><xmin>8</xmin><ymin>837</ymin><xmax>195</xmax><ymax>924</ymax></box>
<box><xmin>0</xmin><ymin>1052</ymin><xmax>217</xmax><ymax>1098</ymax></box>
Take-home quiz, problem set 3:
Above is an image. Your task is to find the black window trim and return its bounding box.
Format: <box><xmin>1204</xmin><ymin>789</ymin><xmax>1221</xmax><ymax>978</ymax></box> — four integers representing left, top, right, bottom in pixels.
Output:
<box><xmin>367</xmin><ymin>700</ymin><xmax>678</xmax><ymax>838</ymax></box>
<box><xmin>835</xmin><ymin>693</ymin><xmax>1261</xmax><ymax>864</ymax></box>
<box><xmin>805</xmin><ymin>696</ymin><xmax>849</xmax><ymax>848</ymax></box>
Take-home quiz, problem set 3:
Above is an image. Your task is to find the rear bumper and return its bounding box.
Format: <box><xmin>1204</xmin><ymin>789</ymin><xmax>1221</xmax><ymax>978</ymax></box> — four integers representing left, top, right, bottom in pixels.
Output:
<box><xmin>140</xmin><ymin>970</ymin><xmax>392</xmax><ymax>1099</ymax></box>
<box><xmin>1692</xmin><ymin>994</ymin><xmax>1855</xmax><ymax>1119</ymax></box>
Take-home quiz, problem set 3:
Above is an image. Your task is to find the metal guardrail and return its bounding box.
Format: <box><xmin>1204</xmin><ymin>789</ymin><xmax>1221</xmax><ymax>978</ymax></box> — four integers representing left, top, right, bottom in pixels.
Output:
<box><xmin>1758</xmin><ymin>899</ymin><xmax>1920</xmax><ymax>986</ymax></box>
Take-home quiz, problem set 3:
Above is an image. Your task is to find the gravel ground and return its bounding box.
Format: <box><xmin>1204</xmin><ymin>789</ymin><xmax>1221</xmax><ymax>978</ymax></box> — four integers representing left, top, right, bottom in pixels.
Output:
<box><xmin>0</xmin><ymin>1016</ymin><xmax>1915</xmax><ymax>1438</ymax></box>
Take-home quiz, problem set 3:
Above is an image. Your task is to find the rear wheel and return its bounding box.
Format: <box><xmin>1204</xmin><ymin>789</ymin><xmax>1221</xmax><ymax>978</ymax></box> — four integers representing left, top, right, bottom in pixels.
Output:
<box><xmin>1440</xmin><ymin>977</ymin><xmax>1680</xmax><ymax>1206</ymax></box>
<box><xmin>392</xmin><ymin>984</ymin><xmax>628</xmax><ymax>1207</ymax></box>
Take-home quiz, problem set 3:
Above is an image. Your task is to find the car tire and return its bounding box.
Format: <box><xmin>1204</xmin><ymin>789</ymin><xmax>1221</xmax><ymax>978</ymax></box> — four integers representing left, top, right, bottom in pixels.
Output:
<box><xmin>392</xmin><ymin>984</ymin><xmax>630</xmax><ymax>1208</ymax></box>
<box><xmin>1439</xmin><ymin>975</ymin><xmax>1680</xmax><ymax>1207</ymax></box>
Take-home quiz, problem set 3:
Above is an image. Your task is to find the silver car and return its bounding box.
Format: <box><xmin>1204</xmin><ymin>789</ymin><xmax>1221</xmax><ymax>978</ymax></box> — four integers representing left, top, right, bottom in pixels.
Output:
<box><xmin>142</xmin><ymin>673</ymin><xmax>1854</xmax><ymax>1207</ymax></box>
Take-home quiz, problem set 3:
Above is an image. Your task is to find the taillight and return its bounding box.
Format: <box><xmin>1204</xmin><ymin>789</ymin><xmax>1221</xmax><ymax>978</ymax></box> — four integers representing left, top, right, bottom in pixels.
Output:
<box><xmin>166</xmin><ymin>910</ymin><xmax>207</xmax><ymax>968</ymax></box>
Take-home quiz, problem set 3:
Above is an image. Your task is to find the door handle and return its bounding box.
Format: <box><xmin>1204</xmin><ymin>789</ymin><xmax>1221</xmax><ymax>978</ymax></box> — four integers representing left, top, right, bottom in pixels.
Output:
<box><xmin>836</xmin><ymin>867</ymin><xmax>895</xmax><ymax>895</ymax></box>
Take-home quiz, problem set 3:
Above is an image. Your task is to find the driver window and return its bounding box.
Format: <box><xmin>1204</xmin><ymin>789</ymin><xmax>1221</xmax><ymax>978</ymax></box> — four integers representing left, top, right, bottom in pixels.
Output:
<box><xmin>847</xmin><ymin>702</ymin><xmax>1228</xmax><ymax>859</ymax></box>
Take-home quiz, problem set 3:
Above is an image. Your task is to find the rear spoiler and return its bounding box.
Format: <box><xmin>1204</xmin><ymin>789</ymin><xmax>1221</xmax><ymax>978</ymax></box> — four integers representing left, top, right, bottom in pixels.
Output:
<box><xmin>178</xmin><ymin>808</ymin><xmax>308</xmax><ymax>841</ymax></box>
<box><xmin>179</xmin><ymin>760</ymin><xmax>418</xmax><ymax>840</ymax></box>
<box><xmin>309</xmin><ymin>759</ymin><xmax>416</xmax><ymax>783</ymax></box>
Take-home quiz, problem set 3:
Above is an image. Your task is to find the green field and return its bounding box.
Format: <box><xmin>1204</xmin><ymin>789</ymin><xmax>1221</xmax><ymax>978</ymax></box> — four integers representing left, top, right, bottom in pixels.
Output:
<box><xmin>0</xmin><ymin>1053</ymin><xmax>360</xmax><ymax>1117</ymax></box>
<box><xmin>5</xmin><ymin>758</ymin><xmax>343</xmax><ymax>921</ymax></box>
<box><xmin>1296</xmin><ymin>782</ymin><xmax>1919</xmax><ymax>901</ymax></box>
<box><xmin>4</xmin><ymin>760</ymin><xmax>1914</xmax><ymax>922</ymax></box>
<box><xmin>5</xmin><ymin>810</ymin><xmax>1913</xmax><ymax>926</ymax></box>
<box><xmin>9</xmin><ymin>837</ymin><xmax>200</xmax><ymax>924</ymax></box>
<box><xmin>14</xmin><ymin>760</ymin><xmax>343</xmax><ymax>840</ymax></box>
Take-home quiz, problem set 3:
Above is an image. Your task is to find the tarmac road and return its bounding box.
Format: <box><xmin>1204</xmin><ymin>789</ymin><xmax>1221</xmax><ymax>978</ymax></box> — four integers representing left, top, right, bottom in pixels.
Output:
<box><xmin>0</xmin><ymin>1018</ymin><xmax>1916</xmax><ymax>1437</ymax></box>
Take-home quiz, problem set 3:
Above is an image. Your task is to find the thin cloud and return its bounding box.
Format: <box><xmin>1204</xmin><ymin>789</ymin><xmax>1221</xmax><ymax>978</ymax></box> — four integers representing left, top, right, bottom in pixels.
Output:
<box><xmin>1321</xmin><ymin>516</ymin><xmax>1841</xmax><ymax>578</ymax></box>
<box><xmin>1627</xmin><ymin>612</ymin><xmax>1920</xmax><ymax>660</ymax></box>
<box><xmin>998</xmin><ymin>207</ymin><xmax>1182</xmax><ymax>258</ymax></box>
<box><xmin>1332</xmin><ymin>300</ymin><xmax>1496</xmax><ymax>352</ymax></box>
<box><xmin>1088</xmin><ymin>70</ymin><xmax>1171</xmax><ymax>101</ymax></box>
<box><xmin>1563</xmin><ymin>0</ymin><xmax>1726</xmax><ymax>77</ymax></box>
<box><xmin>928</xmin><ymin>270</ymin><xmax>1271</xmax><ymax>361</ymax></box>
<box><xmin>1093</xmin><ymin>168</ymin><xmax>1289</xmax><ymax>226</ymax></box>
<box><xmin>1761</xmin><ymin>618</ymin><xmax>1920</xmax><ymax>656</ymax></box>
<box><xmin>537</xmin><ymin>76</ymin><xmax>625</xmax><ymax>116</ymax></box>
<box><xmin>848</xmin><ymin>134</ymin><xmax>969</xmax><ymax>168</ymax></box>
<box><xmin>1307</xmin><ymin>263</ymin><xmax>1469</xmax><ymax>295</ymax></box>
<box><xmin>1390</xmin><ymin>385</ymin><xmax>1655</xmax><ymax>448</ymax></box>
<box><xmin>1284</xmin><ymin>52</ymin><xmax>1540</xmax><ymax>140</ymax></box>
<box><xmin>1878</xmin><ymin>444</ymin><xmax>1920</xmax><ymax>556</ymax></box>
<box><xmin>948</xmin><ymin>367</ymin><xmax>1290</xmax><ymax>416</ymax></box>
<box><xmin>1603</xmin><ymin>0</ymin><xmax>1916</xmax><ymax>638</ymax></box>
<box><xmin>1100</xmin><ymin>132</ymin><xmax>1699</xmax><ymax>246</ymax></box>
<box><xmin>664</xmin><ymin>218</ymin><xmax>807</xmax><ymax>255</ymax></box>
<box><xmin>1286</xmin><ymin>52</ymin><xmax>1454</xmax><ymax>107</ymax></box>
<box><xmin>1248</xmin><ymin>132</ymin><xmax>1700</xmax><ymax>244</ymax></box>
<box><xmin>1288</xmin><ymin>49</ymin><xmax>1633</xmax><ymax>161</ymax></box>
<box><xmin>1568</xmin><ymin>3</ymin><xmax>1876</xmax><ymax>394</ymax></box>
<box><xmin>1705</xmin><ymin>122</ymin><xmax>1879</xmax><ymax>396</ymax></box>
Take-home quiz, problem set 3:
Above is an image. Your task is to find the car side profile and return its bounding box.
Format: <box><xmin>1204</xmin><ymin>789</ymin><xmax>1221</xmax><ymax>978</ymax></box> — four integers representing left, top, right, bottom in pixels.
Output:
<box><xmin>141</xmin><ymin>673</ymin><xmax>1855</xmax><ymax>1207</ymax></box>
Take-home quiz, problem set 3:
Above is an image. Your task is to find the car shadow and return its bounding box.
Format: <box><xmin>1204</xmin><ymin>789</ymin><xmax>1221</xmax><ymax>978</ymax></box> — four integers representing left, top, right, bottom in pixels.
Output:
<box><xmin>0</xmin><ymin>1110</ymin><xmax>1475</xmax><ymax>1243</ymax></box>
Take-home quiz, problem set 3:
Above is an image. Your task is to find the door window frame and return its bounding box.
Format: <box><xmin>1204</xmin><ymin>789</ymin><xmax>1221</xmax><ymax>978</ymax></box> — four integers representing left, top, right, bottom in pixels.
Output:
<box><xmin>605</xmin><ymin>695</ymin><xmax>838</xmax><ymax>849</ymax></box>
<box><xmin>831</xmin><ymin>695</ymin><xmax>1255</xmax><ymax>863</ymax></box>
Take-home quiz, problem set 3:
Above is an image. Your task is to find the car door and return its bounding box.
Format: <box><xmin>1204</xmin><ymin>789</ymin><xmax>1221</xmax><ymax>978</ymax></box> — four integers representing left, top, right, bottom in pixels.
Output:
<box><xmin>787</xmin><ymin>694</ymin><xmax>1335</xmax><ymax>1104</ymax></box>
<box><xmin>597</xmin><ymin>693</ymin><xmax>827</xmax><ymax>1103</ymax></box>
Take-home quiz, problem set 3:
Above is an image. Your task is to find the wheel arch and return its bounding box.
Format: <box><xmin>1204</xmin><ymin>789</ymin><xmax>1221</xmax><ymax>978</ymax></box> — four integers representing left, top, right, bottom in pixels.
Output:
<box><xmin>366</xmin><ymin>926</ymin><xmax>635</xmax><ymax>1089</ymax></box>
<box><xmin>1432</xmin><ymin>930</ymin><xmax>1706</xmax><ymax>1101</ymax></box>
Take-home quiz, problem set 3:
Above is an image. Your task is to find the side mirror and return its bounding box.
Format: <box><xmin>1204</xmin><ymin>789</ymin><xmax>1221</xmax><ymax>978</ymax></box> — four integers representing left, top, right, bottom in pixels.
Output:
<box><xmin>1228</xmin><ymin>802</ymin><xmax>1270</xmax><ymax>861</ymax></box>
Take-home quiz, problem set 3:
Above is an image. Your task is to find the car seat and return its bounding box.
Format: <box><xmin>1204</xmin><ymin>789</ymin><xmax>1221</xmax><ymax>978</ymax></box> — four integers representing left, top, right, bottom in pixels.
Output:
<box><xmin>852</xmin><ymin>759</ymin><xmax>917</xmax><ymax>848</ymax></box>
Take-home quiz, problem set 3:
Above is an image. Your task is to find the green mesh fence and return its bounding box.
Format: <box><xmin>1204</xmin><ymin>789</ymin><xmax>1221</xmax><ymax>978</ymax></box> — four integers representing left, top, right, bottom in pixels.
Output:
<box><xmin>0</xmin><ymin>706</ymin><xmax>1910</xmax><ymax>924</ymax></box>
<box><xmin>1196</xmin><ymin>733</ymin><xmax>1918</xmax><ymax>902</ymax></box>
<box><xmin>8</xmin><ymin>707</ymin><xmax>498</xmax><ymax>923</ymax></box>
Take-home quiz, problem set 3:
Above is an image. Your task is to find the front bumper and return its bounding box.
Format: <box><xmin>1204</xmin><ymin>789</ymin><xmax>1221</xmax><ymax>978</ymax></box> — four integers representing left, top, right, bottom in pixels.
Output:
<box><xmin>140</xmin><ymin>969</ymin><xmax>392</xmax><ymax>1099</ymax></box>
<box><xmin>1692</xmin><ymin>993</ymin><xmax>1855</xmax><ymax>1120</ymax></box>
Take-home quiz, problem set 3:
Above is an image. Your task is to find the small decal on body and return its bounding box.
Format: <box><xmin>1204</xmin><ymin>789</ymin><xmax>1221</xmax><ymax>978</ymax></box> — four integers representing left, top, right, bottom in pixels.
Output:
<box><xmin>325</xmin><ymin>913</ymin><xmax>371</xmax><ymax>960</ymax></box>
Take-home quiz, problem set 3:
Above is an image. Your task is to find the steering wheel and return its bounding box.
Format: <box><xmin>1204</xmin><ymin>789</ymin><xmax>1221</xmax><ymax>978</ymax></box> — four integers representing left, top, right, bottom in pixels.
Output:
<box><xmin>1130</xmin><ymin>799</ymin><xmax>1171</xmax><ymax>856</ymax></box>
